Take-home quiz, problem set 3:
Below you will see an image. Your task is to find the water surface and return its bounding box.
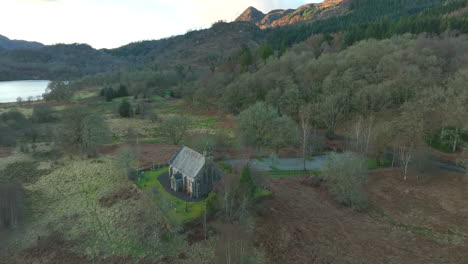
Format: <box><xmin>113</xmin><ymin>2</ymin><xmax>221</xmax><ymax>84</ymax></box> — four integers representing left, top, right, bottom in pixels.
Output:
<box><xmin>0</xmin><ymin>80</ymin><xmax>50</xmax><ymax>103</ymax></box>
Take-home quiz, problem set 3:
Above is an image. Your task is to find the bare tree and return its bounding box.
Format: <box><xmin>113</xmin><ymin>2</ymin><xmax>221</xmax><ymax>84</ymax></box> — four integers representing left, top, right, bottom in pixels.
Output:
<box><xmin>56</xmin><ymin>106</ymin><xmax>111</xmax><ymax>155</ymax></box>
<box><xmin>16</xmin><ymin>97</ymin><xmax>23</xmax><ymax>106</ymax></box>
<box><xmin>398</xmin><ymin>141</ymin><xmax>414</xmax><ymax>181</ymax></box>
<box><xmin>371</xmin><ymin>122</ymin><xmax>395</xmax><ymax>166</ymax></box>
<box><xmin>116</xmin><ymin>146</ymin><xmax>138</xmax><ymax>179</ymax></box>
<box><xmin>441</xmin><ymin>98</ymin><xmax>466</xmax><ymax>153</ymax></box>
<box><xmin>395</xmin><ymin>108</ymin><xmax>424</xmax><ymax>180</ymax></box>
<box><xmin>315</xmin><ymin>94</ymin><xmax>345</xmax><ymax>136</ymax></box>
<box><xmin>351</xmin><ymin>114</ymin><xmax>374</xmax><ymax>155</ymax></box>
<box><xmin>158</xmin><ymin>115</ymin><xmax>192</xmax><ymax>145</ymax></box>
<box><xmin>215</xmin><ymin>223</ymin><xmax>259</xmax><ymax>264</ymax></box>
<box><xmin>299</xmin><ymin>104</ymin><xmax>313</xmax><ymax>171</ymax></box>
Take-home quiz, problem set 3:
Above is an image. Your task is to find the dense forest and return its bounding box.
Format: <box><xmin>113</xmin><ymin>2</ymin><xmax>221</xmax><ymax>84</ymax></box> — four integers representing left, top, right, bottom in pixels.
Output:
<box><xmin>2</xmin><ymin>0</ymin><xmax>467</xmax><ymax>82</ymax></box>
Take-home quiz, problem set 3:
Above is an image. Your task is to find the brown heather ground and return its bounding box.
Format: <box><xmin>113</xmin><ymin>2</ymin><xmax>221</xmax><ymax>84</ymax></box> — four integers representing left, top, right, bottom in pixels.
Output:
<box><xmin>255</xmin><ymin>168</ymin><xmax>468</xmax><ymax>264</ymax></box>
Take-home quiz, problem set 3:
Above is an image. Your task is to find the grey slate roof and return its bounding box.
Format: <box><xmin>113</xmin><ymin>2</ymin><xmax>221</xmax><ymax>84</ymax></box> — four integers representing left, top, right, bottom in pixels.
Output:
<box><xmin>169</xmin><ymin>146</ymin><xmax>205</xmax><ymax>178</ymax></box>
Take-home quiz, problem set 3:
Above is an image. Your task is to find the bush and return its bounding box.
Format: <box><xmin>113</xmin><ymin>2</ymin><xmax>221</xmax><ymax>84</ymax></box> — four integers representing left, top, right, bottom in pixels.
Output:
<box><xmin>100</xmin><ymin>87</ymin><xmax>115</xmax><ymax>102</ymax></box>
<box><xmin>239</xmin><ymin>165</ymin><xmax>255</xmax><ymax>198</ymax></box>
<box><xmin>32</xmin><ymin>105</ymin><xmax>56</xmax><ymax>123</ymax></box>
<box><xmin>0</xmin><ymin>111</ymin><xmax>27</xmax><ymax>124</ymax></box>
<box><xmin>187</xmin><ymin>132</ymin><xmax>227</xmax><ymax>154</ymax></box>
<box><xmin>0</xmin><ymin>123</ymin><xmax>16</xmax><ymax>147</ymax></box>
<box><xmin>117</xmin><ymin>85</ymin><xmax>129</xmax><ymax>97</ymax></box>
<box><xmin>118</xmin><ymin>100</ymin><xmax>132</xmax><ymax>118</ymax></box>
<box><xmin>43</xmin><ymin>81</ymin><xmax>71</xmax><ymax>101</ymax></box>
<box><xmin>145</xmin><ymin>111</ymin><xmax>158</xmax><ymax>122</ymax></box>
<box><xmin>126</xmin><ymin>168</ymin><xmax>138</xmax><ymax>181</ymax></box>
<box><xmin>0</xmin><ymin>161</ymin><xmax>49</xmax><ymax>183</ymax></box>
<box><xmin>0</xmin><ymin>183</ymin><xmax>24</xmax><ymax>230</ymax></box>
<box><xmin>205</xmin><ymin>192</ymin><xmax>218</xmax><ymax>215</ymax></box>
<box><xmin>324</xmin><ymin>152</ymin><xmax>369</xmax><ymax>210</ymax></box>
<box><xmin>100</xmin><ymin>85</ymin><xmax>129</xmax><ymax>102</ymax></box>
<box><xmin>0</xmin><ymin>111</ymin><xmax>30</xmax><ymax>147</ymax></box>
<box><xmin>158</xmin><ymin>115</ymin><xmax>192</xmax><ymax>144</ymax></box>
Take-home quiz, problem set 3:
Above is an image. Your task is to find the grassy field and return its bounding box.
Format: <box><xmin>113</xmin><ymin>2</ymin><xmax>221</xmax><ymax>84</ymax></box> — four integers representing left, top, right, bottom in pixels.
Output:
<box><xmin>71</xmin><ymin>90</ymin><xmax>97</xmax><ymax>101</ymax></box>
<box><xmin>267</xmin><ymin>169</ymin><xmax>321</xmax><ymax>178</ymax></box>
<box><xmin>135</xmin><ymin>167</ymin><xmax>205</xmax><ymax>223</ymax></box>
<box><xmin>0</xmin><ymin>90</ymin><xmax>255</xmax><ymax>262</ymax></box>
<box><xmin>367</xmin><ymin>159</ymin><xmax>392</xmax><ymax>170</ymax></box>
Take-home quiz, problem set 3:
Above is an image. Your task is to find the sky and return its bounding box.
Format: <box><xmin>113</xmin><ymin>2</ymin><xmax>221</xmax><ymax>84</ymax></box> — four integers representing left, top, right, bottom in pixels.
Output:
<box><xmin>0</xmin><ymin>0</ymin><xmax>322</xmax><ymax>49</ymax></box>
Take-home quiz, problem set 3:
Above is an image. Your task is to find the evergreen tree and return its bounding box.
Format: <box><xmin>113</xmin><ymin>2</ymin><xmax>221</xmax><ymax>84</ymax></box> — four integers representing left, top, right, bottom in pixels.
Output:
<box><xmin>119</xmin><ymin>100</ymin><xmax>132</xmax><ymax>118</ymax></box>
<box><xmin>117</xmin><ymin>84</ymin><xmax>129</xmax><ymax>97</ymax></box>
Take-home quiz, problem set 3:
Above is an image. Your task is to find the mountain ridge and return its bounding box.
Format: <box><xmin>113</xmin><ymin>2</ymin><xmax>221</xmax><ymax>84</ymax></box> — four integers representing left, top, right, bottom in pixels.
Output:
<box><xmin>235</xmin><ymin>0</ymin><xmax>350</xmax><ymax>28</ymax></box>
<box><xmin>0</xmin><ymin>34</ymin><xmax>44</xmax><ymax>51</ymax></box>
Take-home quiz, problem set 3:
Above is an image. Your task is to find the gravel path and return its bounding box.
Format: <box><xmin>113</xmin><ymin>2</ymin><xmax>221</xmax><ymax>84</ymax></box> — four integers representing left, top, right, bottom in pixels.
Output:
<box><xmin>228</xmin><ymin>153</ymin><xmax>466</xmax><ymax>173</ymax></box>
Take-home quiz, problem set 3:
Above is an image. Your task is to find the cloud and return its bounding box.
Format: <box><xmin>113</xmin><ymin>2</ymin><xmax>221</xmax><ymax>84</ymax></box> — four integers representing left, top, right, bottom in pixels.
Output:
<box><xmin>0</xmin><ymin>0</ymin><xmax>314</xmax><ymax>48</ymax></box>
<box><xmin>24</xmin><ymin>0</ymin><xmax>60</xmax><ymax>3</ymax></box>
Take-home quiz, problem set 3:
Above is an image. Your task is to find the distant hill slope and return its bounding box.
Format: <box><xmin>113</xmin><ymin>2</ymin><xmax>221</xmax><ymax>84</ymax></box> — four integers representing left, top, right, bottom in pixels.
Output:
<box><xmin>0</xmin><ymin>35</ymin><xmax>44</xmax><ymax>51</ymax></box>
<box><xmin>0</xmin><ymin>43</ymin><xmax>124</xmax><ymax>81</ymax></box>
<box><xmin>0</xmin><ymin>22</ymin><xmax>263</xmax><ymax>81</ymax></box>
<box><xmin>105</xmin><ymin>21</ymin><xmax>264</xmax><ymax>70</ymax></box>
<box><xmin>0</xmin><ymin>0</ymin><xmax>459</xmax><ymax>81</ymax></box>
<box><xmin>235</xmin><ymin>0</ymin><xmax>350</xmax><ymax>28</ymax></box>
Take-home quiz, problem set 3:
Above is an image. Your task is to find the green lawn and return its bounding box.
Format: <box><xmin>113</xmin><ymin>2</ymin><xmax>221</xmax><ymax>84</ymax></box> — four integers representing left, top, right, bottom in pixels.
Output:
<box><xmin>135</xmin><ymin>167</ymin><xmax>205</xmax><ymax>223</ymax></box>
<box><xmin>267</xmin><ymin>169</ymin><xmax>321</xmax><ymax>178</ymax></box>
<box><xmin>71</xmin><ymin>90</ymin><xmax>97</xmax><ymax>101</ymax></box>
<box><xmin>150</xmin><ymin>95</ymin><xmax>164</xmax><ymax>101</ymax></box>
<box><xmin>142</xmin><ymin>138</ymin><xmax>161</xmax><ymax>144</ymax></box>
<box><xmin>253</xmin><ymin>188</ymin><xmax>272</xmax><ymax>200</ymax></box>
<box><xmin>193</xmin><ymin>116</ymin><xmax>219</xmax><ymax>128</ymax></box>
<box><xmin>367</xmin><ymin>159</ymin><xmax>392</xmax><ymax>170</ymax></box>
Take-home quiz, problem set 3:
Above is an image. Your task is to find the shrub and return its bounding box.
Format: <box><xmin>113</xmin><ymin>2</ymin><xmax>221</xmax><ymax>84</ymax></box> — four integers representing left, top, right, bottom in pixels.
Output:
<box><xmin>0</xmin><ymin>111</ymin><xmax>30</xmax><ymax>147</ymax></box>
<box><xmin>324</xmin><ymin>152</ymin><xmax>369</xmax><ymax>210</ymax></box>
<box><xmin>117</xmin><ymin>85</ymin><xmax>129</xmax><ymax>97</ymax></box>
<box><xmin>187</xmin><ymin>132</ymin><xmax>227</xmax><ymax>154</ymax></box>
<box><xmin>239</xmin><ymin>165</ymin><xmax>255</xmax><ymax>198</ymax></box>
<box><xmin>118</xmin><ymin>100</ymin><xmax>132</xmax><ymax>118</ymax></box>
<box><xmin>158</xmin><ymin>115</ymin><xmax>192</xmax><ymax>144</ymax></box>
<box><xmin>145</xmin><ymin>111</ymin><xmax>158</xmax><ymax>122</ymax></box>
<box><xmin>43</xmin><ymin>81</ymin><xmax>71</xmax><ymax>101</ymax></box>
<box><xmin>100</xmin><ymin>85</ymin><xmax>129</xmax><ymax>102</ymax></box>
<box><xmin>126</xmin><ymin>168</ymin><xmax>138</xmax><ymax>181</ymax></box>
<box><xmin>0</xmin><ymin>123</ymin><xmax>16</xmax><ymax>147</ymax></box>
<box><xmin>205</xmin><ymin>192</ymin><xmax>218</xmax><ymax>215</ymax></box>
<box><xmin>0</xmin><ymin>183</ymin><xmax>24</xmax><ymax>230</ymax></box>
<box><xmin>0</xmin><ymin>161</ymin><xmax>50</xmax><ymax>183</ymax></box>
<box><xmin>32</xmin><ymin>105</ymin><xmax>56</xmax><ymax>123</ymax></box>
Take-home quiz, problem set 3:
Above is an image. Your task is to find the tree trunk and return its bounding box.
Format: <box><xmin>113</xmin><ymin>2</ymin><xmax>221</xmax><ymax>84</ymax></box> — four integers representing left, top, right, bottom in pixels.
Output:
<box><xmin>452</xmin><ymin>128</ymin><xmax>459</xmax><ymax>153</ymax></box>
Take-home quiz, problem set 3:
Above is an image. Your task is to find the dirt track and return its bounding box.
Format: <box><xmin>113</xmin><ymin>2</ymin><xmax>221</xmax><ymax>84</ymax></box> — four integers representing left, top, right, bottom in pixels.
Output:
<box><xmin>255</xmin><ymin>173</ymin><xmax>468</xmax><ymax>264</ymax></box>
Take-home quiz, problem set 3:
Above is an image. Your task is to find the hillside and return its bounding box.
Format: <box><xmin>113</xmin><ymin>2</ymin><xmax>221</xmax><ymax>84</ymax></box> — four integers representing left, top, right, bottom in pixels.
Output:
<box><xmin>105</xmin><ymin>21</ymin><xmax>264</xmax><ymax>71</ymax></box>
<box><xmin>0</xmin><ymin>22</ymin><xmax>263</xmax><ymax>81</ymax></box>
<box><xmin>235</xmin><ymin>0</ymin><xmax>350</xmax><ymax>28</ymax></box>
<box><xmin>0</xmin><ymin>43</ymin><xmax>125</xmax><ymax>81</ymax></box>
<box><xmin>0</xmin><ymin>35</ymin><xmax>44</xmax><ymax>51</ymax></box>
<box><xmin>0</xmin><ymin>0</ymin><xmax>462</xmax><ymax>82</ymax></box>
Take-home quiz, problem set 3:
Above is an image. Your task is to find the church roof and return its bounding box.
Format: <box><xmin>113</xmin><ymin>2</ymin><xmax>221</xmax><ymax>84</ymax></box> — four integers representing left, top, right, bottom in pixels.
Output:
<box><xmin>169</xmin><ymin>146</ymin><xmax>205</xmax><ymax>178</ymax></box>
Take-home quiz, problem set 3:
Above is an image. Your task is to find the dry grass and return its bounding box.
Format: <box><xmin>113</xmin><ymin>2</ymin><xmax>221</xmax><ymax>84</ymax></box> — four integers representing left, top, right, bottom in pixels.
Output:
<box><xmin>255</xmin><ymin>170</ymin><xmax>468</xmax><ymax>264</ymax></box>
